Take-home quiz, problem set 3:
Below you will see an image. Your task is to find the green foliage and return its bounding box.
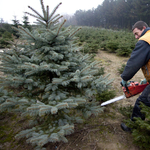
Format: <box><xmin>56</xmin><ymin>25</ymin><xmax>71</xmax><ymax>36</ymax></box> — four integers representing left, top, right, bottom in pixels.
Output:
<box><xmin>2</xmin><ymin>31</ymin><xmax>11</xmax><ymax>39</ymax></box>
<box><xmin>22</xmin><ymin>15</ymin><xmax>32</xmax><ymax>31</ymax></box>
<box><xmin>118</xmin><ymin>105</ymin><xmax>133</xmax><ymax>119</ymax></box>
<box><xmin>106</xmin><ymin>41</ymin><xmax>118</xmax><ymax>53</ymax></box>
<box><xmin>0</xmin><ymin>0</ymin><xmax>114</xmax><ymax>149</ymax></box>
<box><xmin>117</xmin><ymin>63</ymin><xmax>126</xmax><ymax>74</ymax></box>
<box><xmin>0</xmin><ymin>23</ymin><xmax>13</xmax><ymax>35</ymax></box>
<box><xmin>0</xmin><ymin>112</ymin><xmax>16</xmax><ymax>144</ymax></box>
<box><xmin>75</xmin><ymin>27</ymin><xmax>137</xmax><ymax>56</ymax></box>
<box><xmin>12</xmin><ymin>16</ymin><xmax>21</xmax><ymax>38</ymax></box>
<box><xmin>0</xmin><ymin>23</ymin><xmax>14</xmax><ymax>48</ymax></box>
<box><xmin>0</xmin><ymin>31</ymin><xmax>13</xmax><ymax>48</ymax></box>
<box><xmin>83</xmin><ymin>43</ymin><xmax>99</xmax><ymax>54</ymax></box>
<box><xmin>69</xmin><ymin>0</ymin><xmax>150</xmax><ymax>30</ymax></box>
<box><xmin>116</xmin><ymin>44</ymin><xmax>132</xmax><ymax>56</ymax></box>
<box><xmin>96</xmin><ymin>90</ymin><xmax>116</xmax><ymax>102</ymax></box>
<box><xmin>0</xmin><ymin>19</ymin><xmax>31</xmax><ymax>48</ymax></box>
<box><xmin>121</xmin><ymin>103</ymin><xmax>150</xmax><ymax>149</ymax></box>
<box><xmin>0</xmin><ymin>38</ymin><xmax>10</xmax><ymax>48</ymax></box>
<box><xmin>0</xmin><ymin>111</ymin><xmax>33</xmax><ymax>149</ymax></box>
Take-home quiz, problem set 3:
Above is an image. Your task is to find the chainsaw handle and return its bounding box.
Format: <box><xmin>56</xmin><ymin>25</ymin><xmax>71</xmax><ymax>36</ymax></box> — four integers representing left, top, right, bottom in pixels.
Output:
<box><xmin>120</xmin><ymin>81</ymin><xmax>123</xmax><ymax>86</ymax></box>
<box><xmin>120</xmin><ymin>82</ymin><xmax>129</xmax><ymax>93</ymax></box>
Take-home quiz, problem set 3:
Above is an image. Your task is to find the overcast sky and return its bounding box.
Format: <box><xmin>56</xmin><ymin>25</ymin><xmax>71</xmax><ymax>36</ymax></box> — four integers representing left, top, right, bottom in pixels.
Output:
<box><xmin>1</xmin><ymin>0</ymin><xmax>104</xmax><ymax>24</ymax></box>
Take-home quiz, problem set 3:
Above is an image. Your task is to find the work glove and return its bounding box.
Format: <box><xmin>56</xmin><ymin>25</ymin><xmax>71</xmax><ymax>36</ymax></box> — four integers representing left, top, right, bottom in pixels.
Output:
<box><xmin>140</xmin><ymin>78</ymin><xmax>147</xmax><ymax>85</ymax></box>
<box><xmin>121</xmin><ymin>79</ymin><xmax>129</xmax><ymax>87</ymax></box>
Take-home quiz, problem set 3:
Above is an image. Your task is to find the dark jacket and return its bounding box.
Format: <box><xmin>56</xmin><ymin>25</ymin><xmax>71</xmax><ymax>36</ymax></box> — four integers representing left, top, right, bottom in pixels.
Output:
<box><xmin>121</xmin><ymin>27</ymin><xmax>150</xmax><ymax>81</ymax></box>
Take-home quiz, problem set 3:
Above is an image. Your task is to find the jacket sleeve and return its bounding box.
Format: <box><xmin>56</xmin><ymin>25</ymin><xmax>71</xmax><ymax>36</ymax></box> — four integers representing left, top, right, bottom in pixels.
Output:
<box><xmin>121</xmin><ymin>40</ymin><xmax>150</xmax><ymax>81</ymax></box>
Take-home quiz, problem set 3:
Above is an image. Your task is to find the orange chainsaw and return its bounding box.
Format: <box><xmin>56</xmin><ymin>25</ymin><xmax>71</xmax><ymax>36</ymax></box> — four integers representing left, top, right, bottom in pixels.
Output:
<box><xmin>101</xmin><ymin>81</ymin><xmax>149</xmax><ymax>106</ymax></box>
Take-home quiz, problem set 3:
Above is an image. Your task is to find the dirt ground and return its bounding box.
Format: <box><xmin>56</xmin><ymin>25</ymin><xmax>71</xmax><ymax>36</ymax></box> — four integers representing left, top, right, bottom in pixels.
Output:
<box><xmin>95</xmin><ymin>50</ymin><xmax>143</xmax><ymax>107</ymax></box>
<box><xmin>0</xmin><ymin>50</ymin><xmax>143</xmax><ymax>150</ymax></box>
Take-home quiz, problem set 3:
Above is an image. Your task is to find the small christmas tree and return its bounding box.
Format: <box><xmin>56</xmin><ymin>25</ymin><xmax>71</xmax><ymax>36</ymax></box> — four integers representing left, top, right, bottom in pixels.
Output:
<box><xmin>22</xmin><ymin>14</ymin><xmax>31</xmax><ymax>31</ymax></box>
<box><xmin>126</xmin><ymin>103</ymin><xmax>150</xmax><ymax>149</ymax></box>
<box><xmin>0</xmin><ymin>0</ymin><xmax>113</xmax><ymax>149</ymax></box>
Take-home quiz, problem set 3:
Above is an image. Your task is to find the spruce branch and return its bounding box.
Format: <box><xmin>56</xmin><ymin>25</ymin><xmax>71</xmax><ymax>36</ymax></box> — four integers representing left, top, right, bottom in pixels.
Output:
<box><xmin>69</xmin><ymin>27</ymin><xmax>82</xmax><ymax>38</ymax></box>
<box><xmin>27</xmin><ymin>6</ymin><xmax>45</xmax><ymax>20</ymax></box>
<box><xmin>48</xmin><ymin>15</ymin><xmax>63</xmax><ymax>29</ymax></box>
<box><xmin>48</xmin><ymin>2</ymin><xmax>62</xmax><ymax>20</ymax></box>
<box><xmin>25</xmin><ymin>12</ymin><xmax>42</xmax><ymax>21</ymax></box>
<box><xmin>47</xmin><ymin>5</ymin><xmax>49</xmax><ymax>21</ymax></box>
<box><xmin>40</xmin><ymin>0</ymin><xmax>46</xmax><ymax>18</ymax></box>
<box><xmin>50</xmin><ymin>14</ymin><xmax>60</xmax><ymax>22</ymax></box>
<box><xmin>48</xmin><ymin>14</ymin><xmax>63</xmax><ymax>30</ymax></box>
<box><xmin>48</xmin><ymin>21</ymin><xmax>53</xmax><ymax>28</ymax></box>
<box><xmin>36</xmin><ymin>19</ymin><xmax>46</xmax><ymax>26</ymax></box>
<box><xmin>6</xmin><ymin>34</ymin><xmax>19</xmax><ymax>48</ymax></box>
<box><xmin>6</xmin><ymin>40</ymin><xmax>18</xmax><ymax>48</ymax></box>
<box><xmin>57</xmin><ymin>19</ymin><xmax>67</xmax><ymax>36</ymax></box>
<box><xmin>18</xmin><ymin>26</ymin><xmax>35</xmax><ymax>40</ymax></box>
<box><xmin>47</xmin><ymin>29</ymin><xmax>57</xmax><ymax>36</ymax></box>
<box><xmin>50</xmin><ymin>15</ymin><xmax>63</xmax><ymax>25</ymax></box>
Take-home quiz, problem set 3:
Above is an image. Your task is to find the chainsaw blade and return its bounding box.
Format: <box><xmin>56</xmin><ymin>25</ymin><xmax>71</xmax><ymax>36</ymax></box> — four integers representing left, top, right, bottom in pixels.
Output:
<box><xmin>101</xmin><ymin>95</ymin><xmax>126</xmax><ymax>106</ymax></box>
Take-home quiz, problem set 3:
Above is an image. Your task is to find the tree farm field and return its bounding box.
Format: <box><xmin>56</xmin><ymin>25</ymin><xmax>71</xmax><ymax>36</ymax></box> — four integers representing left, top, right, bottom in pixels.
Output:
<box><xmin>56</xmin><ymin>50</ymin><xmax>143</xmax><ymax>150</ymax></box>
<box><xmin>55</xmin><ymin>50</ymin><xmax>143</xmax><ymax>150</ymax></box>
<box><xmin>0</xmin><ymin>27</ymin><xmax>143</xmax><ymax>150</ymax></box>
<box><xmin>0</xmin><ymin>49</ymin><xmax>143</xmax><ymax>150</ymax></box>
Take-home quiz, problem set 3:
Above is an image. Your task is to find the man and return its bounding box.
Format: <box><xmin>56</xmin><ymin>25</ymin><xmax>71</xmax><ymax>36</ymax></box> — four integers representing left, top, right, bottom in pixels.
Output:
<box><xmin>121</xmin><ymin>21</ymin><xmax>150</xmax><ymax>131</ymax></box>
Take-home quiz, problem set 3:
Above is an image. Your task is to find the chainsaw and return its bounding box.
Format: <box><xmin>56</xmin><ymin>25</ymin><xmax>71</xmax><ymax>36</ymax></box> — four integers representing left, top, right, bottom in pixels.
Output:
<box><xmin>101</xmin><ymin>81</ymin><xmax>149</xmax><ymax>106</ymax></box>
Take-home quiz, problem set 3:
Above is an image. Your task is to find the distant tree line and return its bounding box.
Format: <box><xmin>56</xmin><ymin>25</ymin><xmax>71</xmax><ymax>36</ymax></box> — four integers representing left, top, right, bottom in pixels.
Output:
<box><xmin>67</xmin><ymin>0</ymin><xmax>150</xmax><ymax>29</ymax></box>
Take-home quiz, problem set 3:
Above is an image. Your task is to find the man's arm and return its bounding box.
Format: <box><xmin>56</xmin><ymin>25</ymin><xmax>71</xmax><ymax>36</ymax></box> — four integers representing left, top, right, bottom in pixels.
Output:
<box><xmin>121</xmin><ymin>40</ymin><xmax>150</xmax><ymax>81</ymax></box>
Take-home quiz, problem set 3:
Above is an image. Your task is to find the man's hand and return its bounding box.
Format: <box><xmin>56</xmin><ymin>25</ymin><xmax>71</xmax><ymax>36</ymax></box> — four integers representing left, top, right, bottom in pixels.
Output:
<box><xmin>121</xmin><ymin>79</ymin><xmax>128</xmax><ymax>87</ymax></box>
<box><xmin>140</xmin><ymin>78</ymin><xmax>147</xmax><ymax>84</ymax></box>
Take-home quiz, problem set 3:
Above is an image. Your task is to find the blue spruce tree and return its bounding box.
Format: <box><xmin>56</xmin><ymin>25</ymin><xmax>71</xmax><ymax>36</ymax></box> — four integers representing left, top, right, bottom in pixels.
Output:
<box><xmin>0</xmin><ymin>0</ymin><xmax>113</xmax><ymax>149</ymax></box>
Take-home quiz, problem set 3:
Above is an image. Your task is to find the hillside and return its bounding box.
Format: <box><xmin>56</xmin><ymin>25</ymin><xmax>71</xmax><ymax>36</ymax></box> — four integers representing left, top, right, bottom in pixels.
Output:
<box><xmin>0</xmin><ymin>50</ymin><xmax>144</xmax><ymax>150</ymax></box>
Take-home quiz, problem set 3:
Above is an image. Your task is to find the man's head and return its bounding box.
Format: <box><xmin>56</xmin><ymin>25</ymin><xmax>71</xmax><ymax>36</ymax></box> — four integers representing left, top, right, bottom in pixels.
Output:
<box><xmin>132</xmin><ymin>21</ymin><xmax>148</xmax><ymax>39</ymax></box>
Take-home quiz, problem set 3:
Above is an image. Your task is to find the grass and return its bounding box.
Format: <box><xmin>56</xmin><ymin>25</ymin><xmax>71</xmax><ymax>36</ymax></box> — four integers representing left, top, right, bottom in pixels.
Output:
<box><xmin>0</xmin><ymin>112</ymin><xmax>33</xmax><ymax>150</ymax></box>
